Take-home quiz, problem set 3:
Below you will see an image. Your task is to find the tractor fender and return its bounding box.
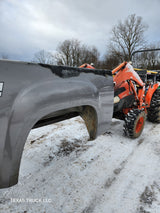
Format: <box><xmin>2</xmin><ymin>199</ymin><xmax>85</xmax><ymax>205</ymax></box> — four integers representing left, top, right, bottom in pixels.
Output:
<box><xmin>145</xmin><ymin>83</ymin><xmax>160</xmax><ymax>106</ymax></box>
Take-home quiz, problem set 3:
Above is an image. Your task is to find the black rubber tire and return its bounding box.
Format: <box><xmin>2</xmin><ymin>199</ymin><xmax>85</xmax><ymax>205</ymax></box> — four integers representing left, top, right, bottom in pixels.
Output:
<box><xmin>147</xmin><ymin>89</ymin><xmax>160</xmax><ymax>123</ymax></box>
<box><xmin>123</xmin><ymin>109</ymin><xmax>146</xmax><ymax>138</ymax></box>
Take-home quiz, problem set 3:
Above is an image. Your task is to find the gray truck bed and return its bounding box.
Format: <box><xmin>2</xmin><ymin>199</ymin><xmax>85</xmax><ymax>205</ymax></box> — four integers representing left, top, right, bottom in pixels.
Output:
<box><xmin>0</xmin><ymin>60</ymin><xmax>113</xmax><ymax>188</ymax></box>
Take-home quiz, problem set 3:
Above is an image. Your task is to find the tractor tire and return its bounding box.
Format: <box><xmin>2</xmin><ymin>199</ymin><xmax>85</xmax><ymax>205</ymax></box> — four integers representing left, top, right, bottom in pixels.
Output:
<box><xmin>123</xmin><ymin>109</ymin><xmax>146</xmax><ymax>138</ymax></box>
<box><xmin>147</xmin><ymin>89</ymin><xmax>160</xmax><ymax>123</ymax></box>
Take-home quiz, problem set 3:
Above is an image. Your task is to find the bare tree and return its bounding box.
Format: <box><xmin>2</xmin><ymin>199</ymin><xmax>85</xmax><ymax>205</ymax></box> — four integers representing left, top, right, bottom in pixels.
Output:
<box><xmin>132</xmin><ymin>44</ymin><xmax>160</xmax><ymax>69</ymax></box>
<box><xmin>109</xmin><ymin>14</ymin><xmax>148</xmax><ymax>61</ymax></box>
<box><xmin>100</xmin><ymin>53</ymin><xmax>121</xmax><ymax>69</ymax></box>
<box><xmin>32</xmin><ymin>50</ymin><xmax>55</xmax><ymax>64</ymax></box>
<box><xmin>55</xmin><ymin>39</ymin><xmax>81</xmax><ymax>66</ymax></box>
<box><xmin>80</xmin><ymin>45</ymin><xmax>100</xmax><ymax>67</ymax></box>
<box><xmin>55</xmin><ymin>39</ymin><xmax>100</xmax><ymax>67</ymax></box>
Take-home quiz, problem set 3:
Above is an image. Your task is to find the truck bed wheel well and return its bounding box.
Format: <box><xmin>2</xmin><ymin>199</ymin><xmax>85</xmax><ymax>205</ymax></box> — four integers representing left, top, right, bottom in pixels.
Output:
<box><xmin>33</xmin><ymin>105</ymin><xmax>98</xmax><ymax>140</ymax></box>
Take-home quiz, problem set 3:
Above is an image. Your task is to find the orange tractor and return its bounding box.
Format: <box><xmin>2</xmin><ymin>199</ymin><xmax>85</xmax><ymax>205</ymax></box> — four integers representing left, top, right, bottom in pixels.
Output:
<box><xmin>112</xmin><ymin>61</ymin><xmax>160</xmax><ymax>138</ymax></box>
<box><xmin>80</xmin><ymin>62</ymin><xmax>160</xmax><ymax>138</ymax></box>
<box><xmin>79</xmin><ymin>63</ymin><xmax>95</xmax><ymax>69</ymax></box>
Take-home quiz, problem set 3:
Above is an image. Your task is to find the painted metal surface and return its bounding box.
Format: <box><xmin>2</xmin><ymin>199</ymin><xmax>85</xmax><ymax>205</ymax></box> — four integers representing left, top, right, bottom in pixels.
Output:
<box><xmin>0</xmin><ymin>60</ymin><xmax>114</xmax><ymax>188</ymax></box>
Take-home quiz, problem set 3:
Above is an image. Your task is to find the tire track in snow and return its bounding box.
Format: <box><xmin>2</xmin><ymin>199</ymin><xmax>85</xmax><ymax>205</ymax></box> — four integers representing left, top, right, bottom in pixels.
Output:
<box><xmin>81</xmin><ymin>122</ymin><xmax>158</xmax><ymax>213</ymax></box>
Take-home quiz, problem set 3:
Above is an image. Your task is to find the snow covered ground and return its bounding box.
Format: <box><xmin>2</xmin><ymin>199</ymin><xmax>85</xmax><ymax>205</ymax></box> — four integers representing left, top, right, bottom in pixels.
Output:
<box><xmin>0</xmin><ymin>116</ymin><xmax>160</xmax><ymax>213</ymax></box>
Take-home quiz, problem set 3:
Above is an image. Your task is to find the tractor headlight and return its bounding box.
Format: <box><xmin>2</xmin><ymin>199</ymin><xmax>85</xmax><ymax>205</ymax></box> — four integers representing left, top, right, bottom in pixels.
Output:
<box><xmin>114</xmin><ymin>96</ymin><xmax>120</xmax><ymax>104</ymax></box>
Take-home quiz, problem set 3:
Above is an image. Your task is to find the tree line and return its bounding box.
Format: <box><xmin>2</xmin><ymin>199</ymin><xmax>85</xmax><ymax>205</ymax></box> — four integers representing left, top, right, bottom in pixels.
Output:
<box><xmin>2</xmin><ymin>14</ymin><xmax>160</xmax><ymax>70</ymax></box>
<box><xmin>32</xmin><ymin>40</ymin><xmax>100</xmax><ymax>68</ymax></box>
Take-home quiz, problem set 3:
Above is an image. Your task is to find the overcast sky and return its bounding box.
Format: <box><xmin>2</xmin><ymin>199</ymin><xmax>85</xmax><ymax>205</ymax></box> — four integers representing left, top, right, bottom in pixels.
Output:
<box><xmin>0</xmin><ymin>0</ymin><xmax>160</xmax><ymax>61</ymax></box>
